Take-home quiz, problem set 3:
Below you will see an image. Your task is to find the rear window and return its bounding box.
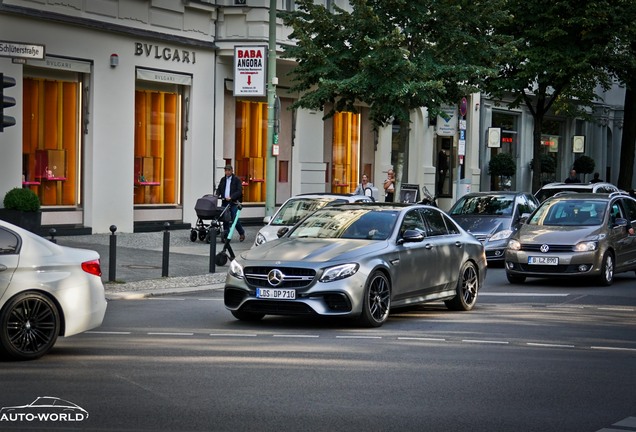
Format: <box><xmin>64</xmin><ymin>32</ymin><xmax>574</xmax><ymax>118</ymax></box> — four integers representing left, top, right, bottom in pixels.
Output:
<box><xmin>535</xmin><ymin>186</ymin><xmax>594</xmax><ymax>202</ymax></box>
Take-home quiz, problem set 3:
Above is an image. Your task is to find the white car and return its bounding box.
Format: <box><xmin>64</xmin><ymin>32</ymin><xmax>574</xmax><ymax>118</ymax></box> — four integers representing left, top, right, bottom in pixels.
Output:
<box><xmin>253</xmin><ymin>193</ymin><xmax>374</xmax><ymax>247</ymax></box>
<box><xmin>0</xmin><ymin>220</ymin><xmax>107</xmax><ymax>360</ymax></box>
<box><xmin>534</xmin><ymin>182</ymin><xmax>619</xmax><ymax>203</ymax></box>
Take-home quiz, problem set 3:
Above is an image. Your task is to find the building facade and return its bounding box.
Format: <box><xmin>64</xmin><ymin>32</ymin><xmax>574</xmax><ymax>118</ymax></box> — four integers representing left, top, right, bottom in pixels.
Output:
<box><xmin>0</xmin><ymin>0</ymin><xmax>628</xmax><ymax>234</ymax></box>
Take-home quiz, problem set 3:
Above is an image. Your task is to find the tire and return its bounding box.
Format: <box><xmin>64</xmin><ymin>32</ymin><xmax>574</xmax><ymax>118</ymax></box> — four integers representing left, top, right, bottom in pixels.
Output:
<box><xmin>190</xmin><ymin>230</ymin><xmax>198</xmax><ymax>242</ymax></box>
<box><xmin>358</xmin><ymin>271</ymin><xmax>391</xmax><ymax>327</ymax></box>
<box><xmin>506</xmin><ymin>272</ymin><xmax>526</xmax><ymax>284</ymax></box>
<box><xmin>445</xmin><ymin>262</ymin><xmax>480</xmax><ymax>311</ymax></box>
<box><xmin>231</xmin><ymin>310</ymin><xmax>265</xmax><ymax>321</ymax></box>
<box><xmin>198</xmin><ymin>230</ymin><xmax>207</xmax><ymax>241</ymax></box>
<box><xmin>0</xmin><ymin>292</ymin><xmax>60</xmax><ymax>360</ymax></box>
<box><xmin>215</xmin><ymin>253</ymin><xmax>228</xmax><ymax>266</ymax></box>
<box><xmin>598</xmin><ymin>251</ymin><xmax>614</xmax><ymax>286</ymax></box>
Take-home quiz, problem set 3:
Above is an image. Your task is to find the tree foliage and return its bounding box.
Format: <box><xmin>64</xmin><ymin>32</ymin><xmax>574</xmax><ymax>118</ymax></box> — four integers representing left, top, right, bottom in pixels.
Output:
<box><xmin>484</xmin><ymin>0</ymin><xmax>631</xmax><ymax>193</ymax></box>
<box><xmin>280</xmin><ymin>0</ymin><xmax>513</xmax><ymax>127</ymax></box>
<box><xmin>488</xmin><ymin>152</ymin><xmax>516</xmax><ymax>178</ymax></box>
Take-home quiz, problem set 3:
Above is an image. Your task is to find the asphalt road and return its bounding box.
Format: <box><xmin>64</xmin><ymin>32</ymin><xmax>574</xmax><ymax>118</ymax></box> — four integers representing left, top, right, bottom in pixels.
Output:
<box><xmin>1</xmin><ymin>268</ymin><xmax>635</xmax><ymax>432</ymax></box>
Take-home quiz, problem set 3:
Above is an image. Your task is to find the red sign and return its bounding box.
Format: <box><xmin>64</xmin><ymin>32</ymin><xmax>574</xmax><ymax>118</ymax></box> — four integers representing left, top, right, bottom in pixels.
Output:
<box><xmin>459</xmin><ymin>97</ymin><xmax>468</xmax><ymax>117</ymax></box>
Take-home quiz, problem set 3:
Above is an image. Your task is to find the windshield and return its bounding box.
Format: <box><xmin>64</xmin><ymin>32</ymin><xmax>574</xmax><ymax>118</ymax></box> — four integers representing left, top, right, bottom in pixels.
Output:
<box><xmin>450</xmin><ymin>195</ymin><xmax>514</xmax><ymax>216</ymax></box>
<box><xmin>289</xmin><ymin>208</ymin><xmax>399</xmax><ymax>240</ymax></box>
<box><xmin>271</xmin><ymin>198</ymin><xmax>342</xmax><ymax>226</ymax></box>
<box><xmin>528</xmin><ymin>199</ymin><xmax>606</xmax><ymax>226</ymax></box>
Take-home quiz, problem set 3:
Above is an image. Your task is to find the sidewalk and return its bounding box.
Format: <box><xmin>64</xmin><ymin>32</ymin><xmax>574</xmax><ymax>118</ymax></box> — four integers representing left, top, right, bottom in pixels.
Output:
<box><xmin>55</xmin><ymin>225</ymin><xmax>261</xmax><ymax>299</ymax></box>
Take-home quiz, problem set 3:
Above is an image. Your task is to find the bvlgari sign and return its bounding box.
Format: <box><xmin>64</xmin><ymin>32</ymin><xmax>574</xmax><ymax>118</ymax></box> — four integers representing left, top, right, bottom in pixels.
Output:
<box><xmin>234</xmin><ymin>46</ymin><xmax>267</xmax><ymax>97</ymax></box>
<box><xmin>134</xmin><ymin>42</ymin><xmax>197</xmax><ymax>64</ymax></box>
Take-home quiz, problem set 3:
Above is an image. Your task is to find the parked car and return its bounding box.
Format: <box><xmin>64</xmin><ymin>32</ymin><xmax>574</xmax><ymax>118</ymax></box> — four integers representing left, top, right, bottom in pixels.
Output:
<box><xmin>253</xmin><ymin>193</ymin><xmax>373</xmax><ymax>247</ymax></box>
<box><xmin>0</xmin><ymin>220</ymin><xmax>107</xmax><ymax>360</ymax></box>
<box><xmin>534</xmin><ymin>182</ymin><xmax>619</xmax><ymax>203</ymax></box>
<box><xmin>448</xmin><ymin>191</ymin><xmax>539</xmax><ymax>262</ymax></box>
<box><xmin>225</xmin><ymin>203</ymin><xmax>487</xmax><ymax>327</ymax></box>
<box><xmin>505</xmin><ymin>192</ymin><xmax>636</xmax><ymax>285</ymax></box>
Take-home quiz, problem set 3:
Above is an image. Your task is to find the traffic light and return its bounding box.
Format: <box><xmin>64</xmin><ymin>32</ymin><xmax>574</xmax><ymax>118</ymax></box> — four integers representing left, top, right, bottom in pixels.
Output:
<box><xmin>1</xmin><ymin>73</ymin><xmax>17</xmax><ymax>132</ymax></box>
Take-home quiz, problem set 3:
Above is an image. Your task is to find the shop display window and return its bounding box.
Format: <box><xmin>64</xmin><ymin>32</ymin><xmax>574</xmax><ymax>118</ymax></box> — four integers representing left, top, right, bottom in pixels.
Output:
<box><xmin>134</xmin><ymin>89</ymin><xmax>181</xmax><ymax>205</ymax></box>
<box><xmin>332</xmin><ymin>112</ymin><xmax>360</xmax><ymax>194</ymax></box>
<box><xmin>22</xmin><ymin>77</ymin><xmax>80</xmax><ymax>207</ymax></box>
<box><xmin>235</xmin><ymin>100</ymin><xmax>267</xmax><ymax>202</ymax></box>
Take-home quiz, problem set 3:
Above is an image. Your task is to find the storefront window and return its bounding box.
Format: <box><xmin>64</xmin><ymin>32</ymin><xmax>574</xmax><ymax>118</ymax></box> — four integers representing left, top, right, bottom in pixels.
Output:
<box><xmin>332</xmin><ymin>112</ymin><xmax>360</xmax><ymax>194</ymax></box>
<box><xmin>490</xmin><ymin>111</ymin><xmax>519</xmax><ymax>191</ymax></box>
<box><xmin>22</xmin><ymin>77</ymin><xmax>80</xmax><ymax>207</ymax></box>
<box><xmin>134</xmin><ymin>89</ymin><xmax>181</xmax><ymax>205</ymax></box>
<box><xmin>235</xmin><ymin>100</ymin><xmax>267</xmax><ymax>203</ymax></box>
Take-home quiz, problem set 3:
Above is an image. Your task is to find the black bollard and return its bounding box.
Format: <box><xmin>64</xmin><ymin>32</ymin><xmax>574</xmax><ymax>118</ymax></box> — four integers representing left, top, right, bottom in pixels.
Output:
<box><xmin>162</xmin><ymin>222</ymin><xmax>170</xmax><ymax>277</ymax></box>
<box><xmin>48</xmin><ymin>228</ymin><xmax>57</xmax><ymax>244</ymax></box>
<box><xmin>108</xmin><ymin>225</ymin><xmax>117</xmax><ymax>282</ymax></box>
<box><xmin>209</xmin><ymin>223</ymin><xmax>217</xmax><ymax>273</ymax></box>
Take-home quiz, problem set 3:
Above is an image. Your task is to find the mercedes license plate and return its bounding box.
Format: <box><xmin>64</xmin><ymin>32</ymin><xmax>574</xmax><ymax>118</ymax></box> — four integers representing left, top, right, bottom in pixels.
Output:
<box><xmin>528</xmin><ymin>256</ymin><xmax>559</xmax><ymax>265</ymax></box>
<box><xmin>256</xmin><ymin>288</ymin><xmax>296</xmax><ymax>299</ymax></box>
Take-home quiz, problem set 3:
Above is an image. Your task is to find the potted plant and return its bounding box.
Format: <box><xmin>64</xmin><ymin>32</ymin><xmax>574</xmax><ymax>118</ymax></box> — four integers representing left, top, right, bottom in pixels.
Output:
<box><xmin>0</xmin><ymin>187</ymin><xmax>42</xmax><ymax>233</ymax></box>
<box><xmin>488</xmin><ymin>152</ymin><xmax>516</xmax><ymax>190</ymax></box>
<box><xmin>573</xmin><ymin>155</ymin><xmax>595</xmax><ymax>182</ymax></box>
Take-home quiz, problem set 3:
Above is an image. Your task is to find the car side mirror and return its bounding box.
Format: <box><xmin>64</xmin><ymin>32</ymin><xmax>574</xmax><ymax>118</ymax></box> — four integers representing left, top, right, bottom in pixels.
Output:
<box><xmin>263</xmin><ymin>215</ymin><xmax>272</xmax><ymax>224</ymax></box>
<box><xmin>518</xmin><ymin>213</ymin><xmax>531</xmax><ymax>224</ymax></box>
<box><xmin>613</xmin><ymin>217</ymin><xmax>628</xmax><ymax>228</ymax></box>
<box><xmin>277</xmin><ymin>227</ymin><xmax>289</xmax><ymax>238</ymax></box>
<box><xmin>399</xmin><ymin>229</ymin><xmax>425</xmax><ymax>244</ymax></box>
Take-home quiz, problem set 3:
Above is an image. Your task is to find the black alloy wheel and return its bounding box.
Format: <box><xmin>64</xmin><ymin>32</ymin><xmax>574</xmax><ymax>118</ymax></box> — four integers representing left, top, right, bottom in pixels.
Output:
<box><xmin>359</xmin><ymin>271</ymin><xmax>391</xmax><ymax>327</ymax></box>
<box><xmin>0</xmin><ymin>292</ymin><xmax>60</xmax><ymax>360</ymax></box>
<box><xmin>445</xmin><ymin>261</ymin><xmax>479</xmax><ymax>311</ymax></box>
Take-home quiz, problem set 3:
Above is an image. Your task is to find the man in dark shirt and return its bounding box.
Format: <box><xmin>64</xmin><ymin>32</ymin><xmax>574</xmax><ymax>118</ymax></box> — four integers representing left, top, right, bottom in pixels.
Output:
<box><xmin>589</xmin><ymin>172</ymin><xmax>602</xmax><ymax>183</ymax></box>
<box><xmin>564</xmin><ymin>169</ymin><xmax>581</xmax><ymax>183</ymax></box>
<box><xmin>215</xmin><ymin>164</ymin><xmax>246</xmax><ymax>241</ymax></box>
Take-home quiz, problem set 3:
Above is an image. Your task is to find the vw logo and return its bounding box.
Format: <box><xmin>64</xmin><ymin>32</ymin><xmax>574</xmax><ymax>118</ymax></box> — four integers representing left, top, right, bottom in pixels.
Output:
<box><xmin>540</xmin><ymin>244</ymin><xmax>550</xmax><ymax>253</ymax></box>
<box><xmin>267</xmin><ymin>269</ymin><xmax>284</xmax><ymax>287</ymax></box>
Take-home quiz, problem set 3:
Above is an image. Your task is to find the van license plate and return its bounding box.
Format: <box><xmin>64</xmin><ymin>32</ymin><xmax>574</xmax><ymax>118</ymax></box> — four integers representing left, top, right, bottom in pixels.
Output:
<box><xmin>528</xmin><ymin>256</ymin><xmax>558</xmax><ymax>265</ymax></box>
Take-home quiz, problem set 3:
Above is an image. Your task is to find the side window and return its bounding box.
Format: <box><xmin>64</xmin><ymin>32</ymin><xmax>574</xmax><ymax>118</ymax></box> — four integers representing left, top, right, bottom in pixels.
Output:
<box><xmin>0</xmin><ymin>227</ymin><xmax>20</xmax><ymax>254</ymax></box>
<box><xmin>525</xmin><ymin>194</ymin><xmax>539</xmax><ymax>214</ymax></box>
<box><xmin>442</xmin><ymin>213</ymin><xmax>460</xmax><ymax>235</ymax></box>
<box><xmin>420</xmin><ymin>208</ymin><xmax>448</xmax><ymax>236</ymax></box>
<box><xmin>620</xmin><ymin>198</ymin><xmax>636</xmax><ymax>222</ymax></box>
<box><xmin>399</xmin><ymin>209</ymin><xmax>426</xmax><ymax>237</ymax></box>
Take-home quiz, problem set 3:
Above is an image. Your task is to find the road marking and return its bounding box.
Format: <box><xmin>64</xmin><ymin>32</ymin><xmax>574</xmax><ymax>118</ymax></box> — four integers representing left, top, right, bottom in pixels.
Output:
<box><xmin>480</xmin><ymin>292</ymin><xmax>569</xmax><ymax>297</ymax></box>
<box><xmin>273</xmin><ymin>334</ymin><xmax>319</xmax><ymax>338</ymax></box>
<box><xmin>148</xmin><ymin>297</ymin><xmax>185</xmax><ymax>301</ymax></box>
<box><xmin>85</xmin><ymin>331</ymin><xmax>131</xmax><ymax>335</ymax></box>
<box><xmin>590</xmin><ymin>346</ymin><xmax>636</xmax><ymax>352</ymax></box>
<box><xmin>209</xmin><ymin>333</ymin><xmax>257</xmax><ymax>337</ymax></box>
<box><xmin>462</xmin><ymin>339</ymin><xmax>509</xmax><ymax>345</ymax></box>
<box><xmin>597</xmin><ymin>307</ymin><xmax>634</xmax><ymax>312</ymax></box>
<box><xmin>147</xmin><ymin>332</ymin><xmax>194</xmax><ymax>336</ymax></box>
<box><xmin>527</xmin><ymin>342</ymin><xmax>575</xmax><ymax>348</ymax></box>
<box><xmin>336</xmin><ymin>335</ymin><xmax>382</xmax><ymax>339</ymax></box>
<box><xmin>398</xmin><ymin>337</ymin><xmax>446</xmax><ymax>342</ymax></box>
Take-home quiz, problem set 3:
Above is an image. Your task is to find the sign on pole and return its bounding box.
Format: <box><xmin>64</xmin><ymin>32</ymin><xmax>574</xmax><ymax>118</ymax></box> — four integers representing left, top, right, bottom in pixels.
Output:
<box><xmin>233</xmin><ymin>46</ymin><xmax>267</xmax><ymax>97</ymax></box>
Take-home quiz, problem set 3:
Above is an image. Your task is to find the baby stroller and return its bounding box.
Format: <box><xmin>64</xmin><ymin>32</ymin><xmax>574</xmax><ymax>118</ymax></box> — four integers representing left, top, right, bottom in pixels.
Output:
<box><xmin>189</xmin><ymin>194</ymin><xmax>231</xmax><ymax>243</ymax></box>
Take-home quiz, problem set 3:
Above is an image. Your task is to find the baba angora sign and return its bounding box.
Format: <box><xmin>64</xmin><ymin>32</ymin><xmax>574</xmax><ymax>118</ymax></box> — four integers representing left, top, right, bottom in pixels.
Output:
<box><xmin>233</xmin><ymin>46</ymin><xmax>267</xmax><ymax>97</ymax></box>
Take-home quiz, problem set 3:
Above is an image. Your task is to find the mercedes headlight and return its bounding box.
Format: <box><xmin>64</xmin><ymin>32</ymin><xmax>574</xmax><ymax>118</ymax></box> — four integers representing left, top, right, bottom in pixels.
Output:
<box><xmin>229</xmin><ymin>259</ymin><xmax>244</xmax><ymax>279</ymax></box>
<box><xmin>319</xmin><ymin>263</ymin><xmax>359</xmax><ymax>283</ymax></box>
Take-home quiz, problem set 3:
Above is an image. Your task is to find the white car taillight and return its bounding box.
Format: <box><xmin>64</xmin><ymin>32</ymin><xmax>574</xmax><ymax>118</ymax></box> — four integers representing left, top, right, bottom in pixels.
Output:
<box><xmin>81</xmin><ymin>259</ymin><xmax>102</xmax><ymax>277</ymax></box>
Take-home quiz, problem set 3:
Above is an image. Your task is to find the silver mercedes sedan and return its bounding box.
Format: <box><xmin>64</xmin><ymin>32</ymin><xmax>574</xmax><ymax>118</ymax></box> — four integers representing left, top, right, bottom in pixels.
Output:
<box><xmin>224</xmin><ymin>203</ymin><xmax>487</xmax><ymax>327</ymax></box>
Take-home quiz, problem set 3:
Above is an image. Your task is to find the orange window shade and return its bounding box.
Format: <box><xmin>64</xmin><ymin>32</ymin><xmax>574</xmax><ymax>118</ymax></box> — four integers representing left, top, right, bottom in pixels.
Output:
<box><xmin>235</xmin><ymin>100</ymin><xmax>267</xmax><ymax>203</ymax></box>
<box><xmin>332</xmin><ymin>112</ymin><xmax>360</xmax><ymax>194</ymax></box>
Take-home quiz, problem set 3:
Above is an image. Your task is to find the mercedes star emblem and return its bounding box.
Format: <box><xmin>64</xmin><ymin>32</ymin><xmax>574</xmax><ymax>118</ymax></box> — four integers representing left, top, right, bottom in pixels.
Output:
<box><xmin>267</xmin><ymin>269</ymin><xmax>284</xmax><ymax>287</ymax></box>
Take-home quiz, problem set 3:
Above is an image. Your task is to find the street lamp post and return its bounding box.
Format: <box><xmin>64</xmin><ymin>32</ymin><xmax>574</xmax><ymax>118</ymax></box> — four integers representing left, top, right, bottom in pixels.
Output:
<box><xmin>265</xmin><ymin>0</ymin><xmax>277</xmax><ymax>217</ymax></box>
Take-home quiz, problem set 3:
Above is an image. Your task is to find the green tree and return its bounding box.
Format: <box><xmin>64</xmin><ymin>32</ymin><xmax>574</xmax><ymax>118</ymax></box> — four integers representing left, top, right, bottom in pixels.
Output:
<box><xmin>484</xmin><ymin>0</ymin><xmax>627</xmax><ymax>193</ymax></box>
<box><xmin>280</xmin><ymin>0</ymin><xmax>513</xmax><ymax>187</ymax></box>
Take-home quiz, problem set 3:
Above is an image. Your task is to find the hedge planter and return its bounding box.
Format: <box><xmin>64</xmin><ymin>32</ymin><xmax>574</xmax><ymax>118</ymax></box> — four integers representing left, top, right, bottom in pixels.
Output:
<box><xmin>0</xmin><ymin>208</ymin><xmax>42</xmax><ymax>233</ymax></box>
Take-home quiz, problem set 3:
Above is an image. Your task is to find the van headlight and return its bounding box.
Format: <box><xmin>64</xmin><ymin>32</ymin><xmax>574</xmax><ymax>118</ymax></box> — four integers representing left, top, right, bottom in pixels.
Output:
<box><xmin>489</xmin><ymin>229</ymin><xmax>513</xmax><ymax>242</ymax></box>
<box><xmin>574</xmin><ymin>241</ymin><xmax>598</xmax><ymax>252</ymax></box>
<box><xmin>507</xmin><ymin>239</ymin><xmax>521</xmax><ymax>251</ymax></box>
